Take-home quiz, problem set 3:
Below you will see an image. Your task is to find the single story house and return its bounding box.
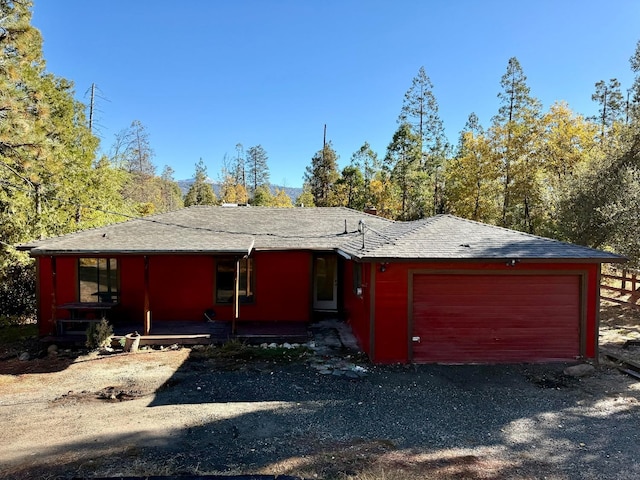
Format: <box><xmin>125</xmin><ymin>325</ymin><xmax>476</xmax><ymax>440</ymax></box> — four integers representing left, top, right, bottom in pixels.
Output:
<box><xmin>19</xmin><ymin>205</ymin><xmax>624</xmax><ymax>364</ymax></box>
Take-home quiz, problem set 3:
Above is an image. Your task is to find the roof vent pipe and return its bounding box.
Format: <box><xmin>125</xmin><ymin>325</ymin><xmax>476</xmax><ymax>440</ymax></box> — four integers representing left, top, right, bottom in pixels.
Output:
<box><xmin>344</xmin><ymin>219</ymin><xmax>348</xmax><ymax>234</ymax></box>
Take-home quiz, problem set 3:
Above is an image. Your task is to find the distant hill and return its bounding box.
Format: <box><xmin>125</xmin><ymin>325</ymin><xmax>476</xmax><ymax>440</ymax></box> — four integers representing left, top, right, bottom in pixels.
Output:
<box><xmin>177</xmin><ymin>179</ymin><xmax>303</xmax><ymax>202</ymax></box>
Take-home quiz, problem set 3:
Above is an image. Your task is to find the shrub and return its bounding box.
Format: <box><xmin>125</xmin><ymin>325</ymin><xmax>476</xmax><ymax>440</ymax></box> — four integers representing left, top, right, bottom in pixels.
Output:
<box><xmin>86</xmin><ymin>319</ymin><xmax>114</xmax><ymax>350</ymax></box>
<box><xmin>0</xmin><ymin>262</ymin><xmax>36</xmax><ymax>321</ymax></box>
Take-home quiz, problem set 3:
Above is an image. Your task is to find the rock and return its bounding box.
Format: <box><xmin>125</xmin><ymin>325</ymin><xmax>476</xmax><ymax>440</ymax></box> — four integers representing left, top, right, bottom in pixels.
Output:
<box><xmin>268</xmin><ymin>343</ymin><xmax>278</xmax><ymax>349</ymax></box>
<box><xmin>260</xmin><ymin>343</ymin><xmax>268</xmax><ymax>349</ymax></box>
<box><xmin>47</xmin><ymin>344</ymin><xmax>58</xmax><ymax>355</ymax></box>
<box><xmin>564</xmin><ymin>364</ymin><xmax>595</xmax><ymax>377</ymax></box>
<box><xmin>18</xmin><ymin>352</ymin><xmax>30</xmax><ymax>361</ymax></box>
<box><xmin>283</xmin><ymin>342</ymin><xmax>292</xmax><ymax>349</ymax></box>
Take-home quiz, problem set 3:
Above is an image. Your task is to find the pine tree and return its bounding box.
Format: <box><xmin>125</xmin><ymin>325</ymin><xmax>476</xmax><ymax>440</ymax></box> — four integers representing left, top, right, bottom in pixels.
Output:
<box><xmin>349</xmin><ymin>142</ymin><xmax>379</xmax><ymax>207</ymax></box>
<box><xmin>398</xmin><ymin>66</ymin><xmax>448</xmax><ymax>213</ymax></box>
<box><xmin>252</xmin><ymin>185</ymin><xmax>275</xmax><ymax>206</ymax></box>
<box><xmin>303</xmin><ymin>141</ymin><xmax>339</xmax><ymax>207</ymax></box>
<box><xmin>333</xmin><ymin>165</ymin><xmax>365</xmax><ymax>210</ymax></box>
<box><xmin>384</xmin><ymin>124</ymin><xmax>423</xmax><ymax>220</ymax></box>
<box><xmin>246</xmin><ymin>144</ymin><xmax>270</xmax><ymax>193</ymax></box>
<box><xmin>491</xmin><ymin>57</ymin><xmax>542</xmax><ymax>231</ymax></box>
<box><xmin>591</xmin><ymin>78</ymin><xmax>624</xmax><ymax>143</ymax></box>
<box><xmin>629</xmin><ymin>40</ymin><xmax>640</xmax><ymax>124</ymax></box>
<box><xmin>0</xmin><ymin>0</ymin><xmax>103</xmax><ymax>246</ymax></box>
<box><xmin>184</xmin><ymin>159</ymin><xmax>217</xmax><ymax>206</ymax></box>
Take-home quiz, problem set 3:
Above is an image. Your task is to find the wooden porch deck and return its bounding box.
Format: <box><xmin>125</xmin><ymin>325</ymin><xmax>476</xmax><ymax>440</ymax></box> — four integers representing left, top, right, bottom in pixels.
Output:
<box><xmin>110</xmin><ymin>320</ymin><xmax>311</xmax><ymax>347</ymax></box>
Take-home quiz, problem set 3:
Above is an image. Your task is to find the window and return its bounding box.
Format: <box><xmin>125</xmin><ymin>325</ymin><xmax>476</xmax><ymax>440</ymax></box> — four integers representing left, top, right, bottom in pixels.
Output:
<box><xmin>78</xmin><ymin>258</ymin><xmax>119</xmax><ymax>303</ymax></box>
<box><xmin>216</xmin><ymin>258</ymin><xmax>254</xmax><ymax>304</ymax></box>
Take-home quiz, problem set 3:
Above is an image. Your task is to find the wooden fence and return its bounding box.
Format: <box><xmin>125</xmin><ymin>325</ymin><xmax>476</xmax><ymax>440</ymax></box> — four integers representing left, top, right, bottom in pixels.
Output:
<box><xmin>601</xmin><ymin>268</ymin><xmax>640</xmax><ymax>309</ymax></box>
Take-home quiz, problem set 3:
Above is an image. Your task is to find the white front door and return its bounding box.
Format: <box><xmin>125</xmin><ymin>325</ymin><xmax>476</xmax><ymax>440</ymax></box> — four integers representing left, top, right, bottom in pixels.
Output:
<box><xmin>313</xmin><ymin>254</ymin><xmax>338</xmax><ymax>311</ymax></box>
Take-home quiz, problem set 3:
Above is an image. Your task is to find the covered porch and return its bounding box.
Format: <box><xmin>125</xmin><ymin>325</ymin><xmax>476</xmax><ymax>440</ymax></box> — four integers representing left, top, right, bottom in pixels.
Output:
<box><xmin>44</xmin><ymin>319</ymin><xmax>310</xmax><ymax>348</ymax></box>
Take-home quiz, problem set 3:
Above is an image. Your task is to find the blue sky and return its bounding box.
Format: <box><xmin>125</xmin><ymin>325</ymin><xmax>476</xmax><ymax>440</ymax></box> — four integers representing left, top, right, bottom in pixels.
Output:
<box><xmin>32</xmin><ymin>0</ymin><xmax>639</xmax><ymax>187</ymax></box>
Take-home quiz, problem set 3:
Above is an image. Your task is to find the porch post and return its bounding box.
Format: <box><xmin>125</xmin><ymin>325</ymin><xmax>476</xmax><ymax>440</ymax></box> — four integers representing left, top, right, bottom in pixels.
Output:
<box><xmin>143</xmin><ymin>255</ymin><xmax>150</xmax><ymax>335</ymax></box>
<box><xmin>232</xmin><ymin>256</ymin><xmax>240</xmax><ymax>335</ymax></box>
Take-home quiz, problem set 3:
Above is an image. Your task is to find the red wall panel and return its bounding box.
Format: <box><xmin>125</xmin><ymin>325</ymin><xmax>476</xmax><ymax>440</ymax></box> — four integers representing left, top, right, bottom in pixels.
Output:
<box><xmin>342</xmin><ymin>261</ymin><xmax>368</xmax><ymax>351</ymax></box>
<box><xmin>148</xmin><ymin>256</ymin><xmax>214</xmax><ymax>321</ymax></box>
<box><xmin>117</xmin><ymin>256</ymin><xmax>146</xmax><ymax>323</ymax></box>
<box><xmin>37</xmin><ymin>257</ymin><xmax>54</xmax><ymax>336</ymax></box>
<box><xmin>233</xmin><ymin>251</ymin><xmax>311</xmax><ymax>322</ymax></box>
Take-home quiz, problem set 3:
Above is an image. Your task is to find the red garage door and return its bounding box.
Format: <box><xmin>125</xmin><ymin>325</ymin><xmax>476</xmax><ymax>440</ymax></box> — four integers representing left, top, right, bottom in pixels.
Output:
<box><xmin>411</xmin><ymin>274</ymin><xmax>581</xmax><ymax>363</ymax></box>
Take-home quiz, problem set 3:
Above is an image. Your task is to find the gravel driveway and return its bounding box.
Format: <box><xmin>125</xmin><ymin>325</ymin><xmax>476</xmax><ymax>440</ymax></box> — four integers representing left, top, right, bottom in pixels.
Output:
<box><xmin>1</xmin><ymin>326</ymin><xmax>639</xmax><ymax>479</ymax></box>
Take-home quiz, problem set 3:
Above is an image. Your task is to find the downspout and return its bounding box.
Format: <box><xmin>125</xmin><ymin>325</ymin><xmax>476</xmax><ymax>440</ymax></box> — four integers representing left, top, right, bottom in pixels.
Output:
<box><xmin>51</xmin><ymin>256</ymin><xmax>57</xmax><ymax>335</ymax></box>
<box><xmin>233</xmin><ymin>256</ymin><xmax>240</xmax><ymax>335</ymax></box>
<box><xmin>369</xmin><ymin>262</ymin><xmax>376</xmax><ymax>362</ymax></box>
<box><xmin>143</xmin><ymin>256</ymin><xmax>151</xmax><ymax>335</ymax></box>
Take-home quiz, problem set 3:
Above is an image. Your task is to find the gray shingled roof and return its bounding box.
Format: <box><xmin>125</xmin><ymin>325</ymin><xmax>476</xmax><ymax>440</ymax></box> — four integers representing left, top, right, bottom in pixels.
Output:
<box><xmin>19</xmin><ymin>207</ymin><xmax>624</xmax><ymax>262</ymax></box>
<box><xmin>339</xmin><ymin>214</ymin><xmax>624</xmax><ymax>262</ymax></box>
<box><xmin>20</xmin><ymin>206</ymin><xmax>391</xmax><ymax>255</ymax></box>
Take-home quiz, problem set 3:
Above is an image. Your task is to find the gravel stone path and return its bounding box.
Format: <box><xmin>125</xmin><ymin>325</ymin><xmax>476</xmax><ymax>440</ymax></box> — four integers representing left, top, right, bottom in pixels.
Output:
<box><xmin>0</xmin><ymin>322</ymin><xmax>639</xmax><ymax>479</ymax></box>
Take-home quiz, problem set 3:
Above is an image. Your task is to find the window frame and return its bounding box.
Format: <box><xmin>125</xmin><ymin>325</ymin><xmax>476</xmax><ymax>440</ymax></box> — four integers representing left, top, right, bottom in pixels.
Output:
<box><xmin>77</xmin><ymin>257</ymin><xmax>120</xmax><ymax>304</ymax></box>
<box><xmin>215</xmin><ymin>257</ymin><xmax>255</xmax><ymax>305</ymax></box>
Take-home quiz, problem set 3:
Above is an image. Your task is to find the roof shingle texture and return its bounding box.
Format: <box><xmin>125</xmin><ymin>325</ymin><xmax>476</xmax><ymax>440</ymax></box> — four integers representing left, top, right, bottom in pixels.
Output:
<box><xmin>21</xmin><ymin>206</ymin><xmax>623</xmax><ymax>262</ymax></box>
<box><xmin>23</xmin><ymin>206</ymin><xmax>391</xmax><ymax>255</ymax></box>
<box><xmin>340</xmin><ymin>215</ymin><xmax>623</xmax><ymax>261</ymax></box>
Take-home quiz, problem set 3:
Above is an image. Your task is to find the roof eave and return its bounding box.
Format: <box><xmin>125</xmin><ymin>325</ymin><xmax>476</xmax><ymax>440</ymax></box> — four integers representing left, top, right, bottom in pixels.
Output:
<box><xmin>351</xmin><ymin>256</ymin><xmax>627</xmax><ymax>264</ymax></box>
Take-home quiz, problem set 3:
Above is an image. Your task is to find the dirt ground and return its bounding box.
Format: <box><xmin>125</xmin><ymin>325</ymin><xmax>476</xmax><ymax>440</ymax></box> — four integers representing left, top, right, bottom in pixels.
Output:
<box><xmin>1</xmin><ymin>307</ymin><xmax>640</xmax><ymax>480</ymax></box>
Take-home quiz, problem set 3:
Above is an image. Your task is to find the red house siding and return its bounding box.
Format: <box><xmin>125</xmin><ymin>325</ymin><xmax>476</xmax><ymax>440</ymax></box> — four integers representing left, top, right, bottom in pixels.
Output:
<box><xmin>36</xmin><ymin>251</ymin><xmax>314</xmax><ymax>332</ymax></box>
<box><xmin>368</xmin><ymin>261</ymin><xmax>600</xmax><ymax>364</ymax></box>
<box><xmin>227</xmin><ymin>251</ymin><xmax>312</xmax><ymax>322</ymax></box>
<box><xmin>37</xmin><ymin>256</ymin><xmax>78</xmax><ymax>336</ymax></box>
<box><xmin>148</xmin><ymin>256</ymin><xmax>215</xmax><ymax>321</ymax></box>
<box><xmin>343</xmin><ymin>262</ymin><xmax>371</xmax><ymax>355</ymax></box>
<box><xmin>118</xmin><ymin>256</ymin><xmax>146</xmax><ymax>324</ymax></box>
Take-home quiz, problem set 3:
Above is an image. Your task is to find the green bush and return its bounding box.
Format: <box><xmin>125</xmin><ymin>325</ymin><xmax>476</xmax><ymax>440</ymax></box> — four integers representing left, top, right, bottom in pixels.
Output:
<box><xmin>86</xmin><ymin>319</ymin><xmax>114</xmax><ymax>350</ymax></box>
<box><xmin>0</xmin><ymin>262</ymin><xmax>36</xmax><ymax>321</ymax></box>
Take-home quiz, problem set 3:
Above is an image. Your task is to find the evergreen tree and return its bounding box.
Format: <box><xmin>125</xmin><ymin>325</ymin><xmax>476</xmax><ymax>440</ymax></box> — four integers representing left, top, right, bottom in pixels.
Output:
<box><xmin>252</xmin><ymin>185</ymin><xmax>274</xmax><ymax>206</ymax></box>
<box><xmin>398</xmin><ymin>66</ymin><xmax>448</xmax><ymax>213</ymax></box>
<box><xmin>184</xmin><ymin>159</ymin><xmax>217</xmax><ymax>206</ymax></box>
<box><xmin>384</xmin><ymin>124</ymin><xmax>423</xmax><ymax>220</ymax></box>
<box><xmin>333</xmin><ymin>165</ymin><xmax>365</xmax><ymax>210</ymax></box>
<box><xmin>629</xmin><ymin>40</ymin><xmax>640</xmax><ymax>123</ymax></box>
<box><xmin>591</xmin><ymin>78</ymin><xmax>624</xmax><ymax>143</ymax></box>
<box><xmin>491</xmin><ymin>57</ymin><xmax>542</xmax><ymax>231</ymax></box>
<box><xmin>246</xmin><ymin>144</ymin><xmax>270</xmax><ymax>193</ymax></box>
<box><xmin>233</xmin><ymin>143</ymin><xmax>246</xmax><ymax>189</ymax></box>
<box><xmin>349</xmin><ymin>142</ymin><xmax>379</xmax><ymax>207</ymax></box>
<box><xmin>0</xmin><ymin>0</ymin><xmax>102</xmax><ymax>249</ymax></box>
<box><xmin>303</xmin><ymin>141</ymin><xmax>339</xmax><ymax>207</ymax></box>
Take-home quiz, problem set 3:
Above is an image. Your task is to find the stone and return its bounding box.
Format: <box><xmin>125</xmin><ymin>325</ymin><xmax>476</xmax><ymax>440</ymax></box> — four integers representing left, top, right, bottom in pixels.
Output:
<box><xmin>47</xmin><ymin>344</ymin><xmax>58</xmax><ymax>355</ymax></box>
<box><xmin>563</xmin><ymin>364</ymin><xmax>596</xmax><ymax>377</ymax></box>
<box><xmin>260</xmin><ymin>343</ymin><xmax>268</xmax><ymax>349</ymax></box>
<box><xmin>268</xmin><ymin>343</ymin><xmax>278</xmax><ymax>349</ymax></box>
<box><xmin>283</xmin><ymin>343</ymin><xmax>292</xmax><ymax>349</ymax></box>
<box><xmin>18</xmin><ymin>352</ymin><xmax>30</xmax><ymax>361</ymax></box>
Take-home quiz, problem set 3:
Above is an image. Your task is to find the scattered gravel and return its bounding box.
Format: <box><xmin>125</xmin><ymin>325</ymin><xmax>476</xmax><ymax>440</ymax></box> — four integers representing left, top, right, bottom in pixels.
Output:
<box><xmin>1</xmin><ymin>321</ymin><xmax>639</xmax><ymax>479</ymax></box>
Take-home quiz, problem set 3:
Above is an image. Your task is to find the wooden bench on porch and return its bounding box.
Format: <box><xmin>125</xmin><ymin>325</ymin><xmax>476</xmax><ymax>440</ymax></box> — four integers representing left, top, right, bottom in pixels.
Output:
<box><xmin>56</xmin><ymin>302</ymin><xmax>117</xmax><ymax>336</ymax></box>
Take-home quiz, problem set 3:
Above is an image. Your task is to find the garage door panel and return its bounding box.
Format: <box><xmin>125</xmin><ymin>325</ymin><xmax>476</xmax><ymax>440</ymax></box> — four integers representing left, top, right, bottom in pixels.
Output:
<box><xmin>412</xmin><ymin>274</ymin><xmax>581</xmax><ymax>363</ymax></box>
